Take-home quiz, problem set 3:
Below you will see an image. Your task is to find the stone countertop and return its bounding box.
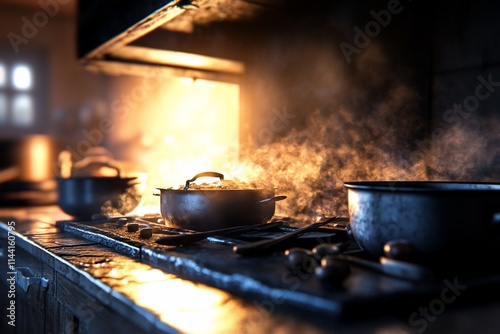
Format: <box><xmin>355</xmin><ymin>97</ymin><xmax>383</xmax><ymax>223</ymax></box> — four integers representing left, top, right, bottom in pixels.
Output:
<box><xmin>1</xmin><ymin>206</ymin><xmax>500</xmax><ymax>334</ymax></box>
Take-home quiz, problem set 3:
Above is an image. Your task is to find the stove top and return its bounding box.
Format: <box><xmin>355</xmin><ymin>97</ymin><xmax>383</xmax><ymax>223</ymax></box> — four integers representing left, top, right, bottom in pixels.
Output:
<box><xmin>55</xmin><ymin>214</ymin><xmax>500</xmax><ymax>320</ymax></box>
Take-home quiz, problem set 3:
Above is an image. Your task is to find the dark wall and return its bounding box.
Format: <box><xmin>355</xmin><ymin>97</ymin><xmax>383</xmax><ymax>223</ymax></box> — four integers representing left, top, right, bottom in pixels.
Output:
<box><xmin>429</xmin><ymin>0</ymin><xmax>500</xmax><ymax>180</ymax></box>
<box><xmin>232</xmin><ymin>0</ymin><xmax>499</xmax><ymax>216</ymax></box>
<box><xmin>241</xmin><ymin>0</ymin><xmax>431</xmax><ymax>146</ymax></box>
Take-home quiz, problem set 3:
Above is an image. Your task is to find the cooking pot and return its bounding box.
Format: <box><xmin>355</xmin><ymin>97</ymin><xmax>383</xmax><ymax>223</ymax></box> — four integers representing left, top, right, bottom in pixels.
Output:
<box><xmin>344</xmin><ymin>181</ymin><xmax>500</xmax><ymax>264</ymax></box>
<box><xmin>156</xmin><ymin>172</ymin><xmax>286</xmax><ymax>231</ymax></box>
<box><xmin>57</xmin><ymin>176</ymin><xmax>141</xmax><ymax>219</ymax></box>
<box><xmin>57</xmin><ymin>156</ymin><xmax>142</xmax><ymax>219</ymax></box>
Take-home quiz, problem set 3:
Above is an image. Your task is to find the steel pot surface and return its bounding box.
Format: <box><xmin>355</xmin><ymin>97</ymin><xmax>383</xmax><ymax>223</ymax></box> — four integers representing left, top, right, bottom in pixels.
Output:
<box><xmin>156</xmin><ymin>172</ymin><xmax>285</xmax><ymax>231</ymax></box>
<box><xmin>344</xmin><ymin>181</ymin><xmax>500</xmax><ymax>263</ymax></box>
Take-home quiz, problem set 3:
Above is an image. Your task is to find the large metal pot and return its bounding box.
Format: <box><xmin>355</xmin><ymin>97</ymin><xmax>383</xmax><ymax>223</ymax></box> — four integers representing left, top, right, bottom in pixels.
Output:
<box><xmin>344</xmin><ymin>181</ymin><xmax>500</xmax><ymax>263</ymax></box>
<box><xmin>156</xmin><ymin>172</ymin><xmax>285</xmax><ymax>231</ymax></box>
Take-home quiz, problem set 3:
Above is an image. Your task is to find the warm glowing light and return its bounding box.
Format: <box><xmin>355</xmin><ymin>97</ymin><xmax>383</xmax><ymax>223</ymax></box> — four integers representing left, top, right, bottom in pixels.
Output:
<box><xmin>125</xmin><ymin>272</ymin><xmax>235</xmax><ymax>333</ymax></box>
<box><xmin>140</xmin><ymin>134</ymin><xmax>155</xmax><ymax>147</ymax></box>
<box><xmin>180</xmin><ymin>77</ymin><xmax>195</xmax><ymax>86</ymax></box>
<box><xmin>129</xmin><ymin>268</ymin><xmax>168</xmax><ymax>282</ymax></box>
<box><xmin>99</xmin><ymin>263</ymin><xmax>242</xmax><ymax>333</ymax></box>
<box><xmin>24</xmin><ymin>136</ymin><xmax>52</xmax><ymax>181</ymax></box>
<box><xmin>12</xmin><ymin>64</ymin><xmax>32</xmax><ymax>90</ymax></box>
<box><xmin>162</xmin><ymin>135</ymin><xmax>175</xmax><ymax>145</ymax></box>
<box><xmin>111</xmin><ymin>76</ymin><xmax>240</xmax><ymax>205</ymax></box>
<box><xmin>108</xmin><ymin>46</ymin><xmax>245</xmax><ymax>74</ymax></box>
<box><xmin>128</xmin><ymin>204</ymin><xmax>161</xmax><ymax>216</ymax></box>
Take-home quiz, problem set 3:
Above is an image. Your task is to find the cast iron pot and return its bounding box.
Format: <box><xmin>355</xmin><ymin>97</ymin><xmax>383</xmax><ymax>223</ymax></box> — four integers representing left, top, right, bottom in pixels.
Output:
<box><xmin>344</xmin><ymin>181</ymin><xmax>500</xmax><ymax>263</ymax></box>
<box><xmin>57</xmin><ymin>176</ymin><xmax>140</xmax><ymax>219</ymax></box>
<box><xmin>156</xmin><ymin>172</ymin><xmax>286</xmax><ymax>231</ymax></box>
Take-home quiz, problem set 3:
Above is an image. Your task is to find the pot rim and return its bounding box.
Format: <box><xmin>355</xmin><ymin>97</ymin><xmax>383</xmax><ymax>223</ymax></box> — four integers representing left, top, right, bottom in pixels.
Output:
<box><xmin>155</xmin><ymin>187</ymin><xmax>274</xmax><ymax>192</ymax></box>
<box><xmin>343</xmin><ymin>181</ymin><xmax>500</xmax><ymax>192</ymax></box>
<box><xmin>58</xmin><ymin>176</ymin><xmax>137</xmax><ymax>181</ymax></box>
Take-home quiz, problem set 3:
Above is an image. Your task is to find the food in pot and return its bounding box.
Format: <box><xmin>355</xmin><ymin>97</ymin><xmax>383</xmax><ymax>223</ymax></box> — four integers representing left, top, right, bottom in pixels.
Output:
<box><xmin>172</xmin><ymin>179</ymin><xmax>263</xmax><ymax>190</ymax></box>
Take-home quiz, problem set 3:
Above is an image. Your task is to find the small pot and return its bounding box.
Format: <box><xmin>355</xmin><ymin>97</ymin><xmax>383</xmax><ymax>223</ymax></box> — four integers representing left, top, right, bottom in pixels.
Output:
<box><xmin>156</xmin><ymin>172</ymin><xmax>286</xmax><ymax>231</ymax></box>
<box><xmin>57</xmin><ymin>149</ymin><xmax>144</xmax><ymax>218</ymax></box>
<box><xmin>57</xmin><ymin>176</ymin><xmax>141</xmax><ymax>219</ymax></box>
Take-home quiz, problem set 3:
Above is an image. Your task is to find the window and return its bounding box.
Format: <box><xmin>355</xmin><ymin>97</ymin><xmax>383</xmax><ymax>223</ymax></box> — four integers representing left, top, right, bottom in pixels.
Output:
<box><xmin>0</xmin><ymin>63</ymin><xmax>6</xmax><ymax>87</ymax></box>
<box><xmin>0</xmin><ymin>45</ymin><xmax>46</xmax><ymax>135</ymax></box>
<box><xmin>0</xmin><ymin>62</ymin><xmax>35</xmax><ymax>127</ymax></box>
<box><xmin>0</xmin><ymin>62</ymin><xmax>7</xmax><ymax>124</ymax></box>
<box><xmin>12</xmin><ymin>64</ymin><xmax>33</xmax><ymax>90</ymax></box>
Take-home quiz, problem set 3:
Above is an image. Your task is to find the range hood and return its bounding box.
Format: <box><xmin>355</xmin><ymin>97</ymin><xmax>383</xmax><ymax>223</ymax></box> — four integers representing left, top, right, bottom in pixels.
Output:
<box><xmin>77</xmin><ymin>0</ymin><xmax>288</xmax><ymax>82</ymax></box>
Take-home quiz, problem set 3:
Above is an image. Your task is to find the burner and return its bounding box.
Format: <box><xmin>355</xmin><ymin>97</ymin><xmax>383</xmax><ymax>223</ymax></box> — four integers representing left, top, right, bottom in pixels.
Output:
<box><xmin>55</xmin><ymin>215</ymin><xmax>500</xmax><ymax>319</ymax></box>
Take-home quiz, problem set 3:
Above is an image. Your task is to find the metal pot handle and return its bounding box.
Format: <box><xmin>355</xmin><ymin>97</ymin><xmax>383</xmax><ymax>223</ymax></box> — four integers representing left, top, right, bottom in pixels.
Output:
<box><xmin>257</xmin><ymin>195</ymin><xmax>287</xmax><ymax>204</ymax></box>
<box><xmin>184</xmin><ymin>172</ymin><xmax>224</xmax><ymax>190</ymax></box>
<box><xmin>71</xmin><ymin>156</ymin><xmax>121</xmax><ymax>178</ymax></box>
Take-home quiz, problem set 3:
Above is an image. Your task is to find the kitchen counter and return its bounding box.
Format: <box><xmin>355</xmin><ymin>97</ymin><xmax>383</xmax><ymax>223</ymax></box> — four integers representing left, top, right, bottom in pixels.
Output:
<box><xmin>1</xmin><ymin>206</ymin><xmax>500</xmax><ymax>334</ymax></box>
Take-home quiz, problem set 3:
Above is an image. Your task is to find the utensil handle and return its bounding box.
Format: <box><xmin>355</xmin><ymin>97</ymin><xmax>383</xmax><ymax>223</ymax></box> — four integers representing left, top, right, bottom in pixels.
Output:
<box><xmin>184</xmin><ymin>172</ymin><xmax>224</xmax><ymax>190</ymax></box>
<box><xmin>233</xmin><ymin>216</ymin><xmax>339</xmax><ymax>256</ymax></box>
<box><xmin>155</xmin><ymin>221</ymin><xmax>282</xmax><ymax>246</ymax></box>
<box><xmin>334</xmin><ymin>255</ymin><xmax>434</xmax><ymax>282</ymax></box>
<box><xmin>156</xmin><ymin>225</ymin><xmax>254</xmax><ymax>245</ymax></box>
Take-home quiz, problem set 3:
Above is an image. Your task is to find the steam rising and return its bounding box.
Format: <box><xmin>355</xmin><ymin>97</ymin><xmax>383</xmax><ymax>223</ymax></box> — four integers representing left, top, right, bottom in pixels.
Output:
<box><xmin>234</xmin><ymin>42</ymin><xmax>426</xmax><ymax>218</ymax></box>
<box><xmin>239</xmin><ymin>109</ymin><xmax>498</xmax><ymax>219</ymax></box>
<box><xmin>240</xmin><ymin>85</ymin><xmax>426</xmax><ymax>218</ymax></box>
<box><xmin>428</xmin><ymin>118</ymin><xmax>500</xmax><ymax>181</ymax></box>
<box><xmin>235</xmin><ymin>43</ymin><xmax>499</xmax><ymax>219</ymax></box>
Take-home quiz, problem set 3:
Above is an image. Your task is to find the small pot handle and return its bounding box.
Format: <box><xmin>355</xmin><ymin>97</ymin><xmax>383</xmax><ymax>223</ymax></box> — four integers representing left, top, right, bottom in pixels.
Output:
<box><xmin>71</xmin><ymin>157</ymin><xmax>121</xmax><ymax>178</ymax></box>
<box><xmin>184</xmin><ymin>172</ymin><xmax>224</xmax><ymax>190</ymax></box>
<box><xmin>257</xmin><ymin>195</ymin><xmax>287</xmax><ymax>204</ymax></box>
